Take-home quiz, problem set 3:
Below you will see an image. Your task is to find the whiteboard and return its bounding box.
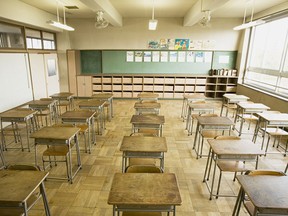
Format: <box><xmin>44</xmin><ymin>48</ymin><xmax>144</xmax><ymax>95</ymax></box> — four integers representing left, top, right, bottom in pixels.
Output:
<box><xmin>0</xmin><ymin>53</ymin><xmax>33</xmax><ymax>112</ymax></box>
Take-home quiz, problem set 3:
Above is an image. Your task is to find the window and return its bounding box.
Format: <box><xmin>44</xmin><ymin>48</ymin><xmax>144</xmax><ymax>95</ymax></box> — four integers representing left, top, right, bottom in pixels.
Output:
<box><xmin>25</xmin><ymin>28</ymin><xmax>56</xmax><ymax>50</ymax></box>
<box><xmin>244</xmin><ymin>17</ymin><xmax>288</xmax><ymax>98</ymax></box>
<box><xmin>0</xmin><ymin>22</ymin><xmax>25</xmax><ymax>49</ymax></box>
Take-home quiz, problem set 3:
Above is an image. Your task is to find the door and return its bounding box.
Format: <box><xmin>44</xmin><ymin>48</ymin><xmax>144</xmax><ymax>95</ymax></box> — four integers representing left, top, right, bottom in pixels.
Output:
<box><xmin>44</xmin><ymin>53</ymin><xmax>60</xmax><ymax>96</ymax></box>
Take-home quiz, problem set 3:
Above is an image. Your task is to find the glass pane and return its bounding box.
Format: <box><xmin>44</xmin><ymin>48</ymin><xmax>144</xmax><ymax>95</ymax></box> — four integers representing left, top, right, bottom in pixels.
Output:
<box><xmin>31</xmin><ymin>38</ymin><xmax>42</xmax><ymax>49</ymax></box>
<box><xmin>42</xmin><ymin>32</ymin><xmax>54</xmax><ymax>40</ymax></box>
<box><xmin>26</xmin><ymin>38</ymin><xmax>32</xmax><ymax>48</ymax></box>
<box><xmin>43</xmin><ymin>40</ymin><xmax>53</xmax><ymax>49</ymax></box>
<box><xmin>0</xmin><ymin>22</ymin><xmax>25</xmax><ymax>49</ymax></box>
<box><xmin>245</xmin><ymin>71</ymin><xmax>277</xmax><ymax>90</ymax></box>
<box><xmin>249</xmin><ymin>17</ymin><xmax>288</xmax><ymax>70</ymax></box>
<box><xmin>25</xmin><ymin>28</ymin><xmax>41</xmax><ymax>38</ymax></box>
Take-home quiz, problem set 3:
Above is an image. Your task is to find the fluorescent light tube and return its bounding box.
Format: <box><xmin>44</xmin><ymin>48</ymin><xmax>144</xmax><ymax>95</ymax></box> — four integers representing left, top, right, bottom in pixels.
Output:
<box><xmin>233</xmin><ymin>19</ymin><xmax>265</xmax><ymax>30</ymax></box>
<box><xmin>149</xmin><ymin>19</ymin><xmax>158</xmax><ymax>30</ymax></box>
<box><xmin>47</xmin><ymin>20</ymin><xmax>75</xmax><ymax>31</ymax></box>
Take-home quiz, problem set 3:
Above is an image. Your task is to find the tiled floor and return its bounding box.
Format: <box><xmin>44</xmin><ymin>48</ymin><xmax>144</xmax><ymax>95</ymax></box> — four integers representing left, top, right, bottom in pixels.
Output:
<box><xmin>2</xmin><ymin>99</ymin><xmax>288</xmax><ymax>216</ymax></box>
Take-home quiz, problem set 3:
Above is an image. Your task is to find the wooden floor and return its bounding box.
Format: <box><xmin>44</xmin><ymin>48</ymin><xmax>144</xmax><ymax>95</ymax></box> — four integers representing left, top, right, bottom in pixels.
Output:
<box><xmin>2</xmin><ymin>99</ymin><xmax>288</xmax><ymax>216</ymax></box>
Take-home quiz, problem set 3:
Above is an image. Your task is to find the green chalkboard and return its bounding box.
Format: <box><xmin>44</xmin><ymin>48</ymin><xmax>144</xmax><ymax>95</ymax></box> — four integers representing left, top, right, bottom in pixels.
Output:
<box><xmin>80</xmin><ymin>50</ymin><xmax>102</xmax><ymax>74</ymax></box>
<box><xmin>212</xmin><ymin>51</ymin><xmax>237</xmax><ymax>69</ymax></box>
<box><xmin>102</xmin><ymin>50</ymin><xmax>212</xmax><ymax>74</ymax></box>
<box><xmin>79</xmin><ymin>50</ymin><xmax>237</xmax><ymax>75</ymax></box>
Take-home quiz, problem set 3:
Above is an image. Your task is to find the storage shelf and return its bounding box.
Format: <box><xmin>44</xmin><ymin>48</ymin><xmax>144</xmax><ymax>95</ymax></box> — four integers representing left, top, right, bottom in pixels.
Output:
<box><xmin>90</xmin><ymin>74</ymin><xmax>238</xmax><ymax>99</ymax></box>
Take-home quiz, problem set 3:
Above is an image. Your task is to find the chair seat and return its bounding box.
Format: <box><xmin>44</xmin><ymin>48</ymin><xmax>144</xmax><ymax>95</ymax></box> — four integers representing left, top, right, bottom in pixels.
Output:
<box><xmin>129</xmin><ymin>158</ymin><xmax>157</xmax><ymax>166</ymax></box>
<box><xmin>122</xmin><ymin>212</ymin><xmax>162</xmax><ymax>216</ymax></box>
<box><xmin>201</xmin><ymin>130</ymin><xmax>220</xmax><ymax>138</ymax></box>
<box><xmin>217</xmin><ymin>161</ymin><xmax>246</xmax><ymax>172</ymax></box>
<box><xmin>43</xmin><ymin>146</ymin><xmax>69</xmax><ymax>157</ymax></box>
<box><xmin>241</xmin><ymin>114</ymin><xmax>258</xmax><ymax>121</ymax></box>
<box><xmin>125</xmin><ymin>165</ymin><xmax>162</xmax><ymax>173</ymax></box>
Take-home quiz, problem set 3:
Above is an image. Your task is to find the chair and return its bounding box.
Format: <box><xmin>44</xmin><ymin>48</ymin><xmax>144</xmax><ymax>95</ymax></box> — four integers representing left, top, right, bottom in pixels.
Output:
<box><xmin>125</xmin><ymin>165</ymin><xmax>162</xmax><ymax>173</ymax></box>
<box><xmin>213</xmin><ymin>135</ymin><xmax>247</xmax><ymax>198</ymax></box>
<box><xmin>236</xmin><ymin>102</ymin><xmax>258</xmax><ymax>136</ymax></box>
<box><xmin>262</xmin><ymin>127</ymin><xmax>288</xmax><ymax>156</ymax></box>
<box><xmin>187</xmin><ymin>100</ymin><xmax>207</xmax><ymax>135</ymax></box>
<box><xmin>242</xmin><ymin>170</ymin><xmax>287</xmax><ymax>216</ymax></box>
<box><xmin>0</xmin><ymin>164</ymin><xmax>42</xmax><ymax>216</ymax></box>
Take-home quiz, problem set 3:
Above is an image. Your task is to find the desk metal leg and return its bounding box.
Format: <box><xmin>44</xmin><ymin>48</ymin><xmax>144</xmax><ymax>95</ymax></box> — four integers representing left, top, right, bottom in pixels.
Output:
<box><xmin>232</xmin><ymin>187</ymin><xmax>244</xmax><ymax>216</ymax></box>
<box><xmin>40</xmin><ymin>182</ymin><xmax>51</xmax><ymax>216</ymax></box>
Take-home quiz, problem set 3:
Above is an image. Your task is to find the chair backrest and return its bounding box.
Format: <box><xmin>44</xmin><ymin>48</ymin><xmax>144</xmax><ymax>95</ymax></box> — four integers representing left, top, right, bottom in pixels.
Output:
<box><xmin>199</xmin><ymin>113</ymin><xmax>218</xmax><ymax>117</ymax></box>
<box><xmin>7</xmin><ymin>164</ymin><xmax>40</xmax><ymax>171</ymax></box>
<box><xmin>214</xmin><ymin>135</ymin><xmax>240</xmax><ymax>140</ymax></box>
<box><xmin>245</xmin><ymin>170</ymin><xmax>286</xmax><ymax>176</ymax></box>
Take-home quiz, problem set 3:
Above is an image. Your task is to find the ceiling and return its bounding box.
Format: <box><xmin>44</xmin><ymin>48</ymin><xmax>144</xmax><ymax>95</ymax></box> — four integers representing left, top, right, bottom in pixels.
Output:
<box><xmin>20</xmin><ymin>0</ymin><xmax>287</xmax><ymax>26</ymax></box>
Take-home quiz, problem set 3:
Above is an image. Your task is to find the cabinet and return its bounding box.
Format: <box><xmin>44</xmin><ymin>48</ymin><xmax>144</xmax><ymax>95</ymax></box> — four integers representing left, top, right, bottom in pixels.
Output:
<box><xmin>91</xmin><ymin>74</ymin><xmax>238</xmax><ymax>99</ymax></box>
<box><xmin>77</xmin><ymin>76</ymin><xmax>92</xmax><ymax>96</ymax></box>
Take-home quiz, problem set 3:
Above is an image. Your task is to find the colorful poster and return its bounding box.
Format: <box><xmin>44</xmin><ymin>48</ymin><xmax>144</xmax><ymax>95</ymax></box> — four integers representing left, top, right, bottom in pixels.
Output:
<box><xmin>174</xmin><ymin>39</ymin><xmax>190</xmax><ymax>50</ymax></box>
<box><xmin>126</xmin><ymin>51</ymin><xmax>134</xmax><ymax>62</ymax></box>
<box><xmin>148</xmin><ymin>40</ymin><xmax>159</xmax><ymax>49</ymax></box>
<box><xmin>167</xmin><ymin>39</ymin><xmax>175</xmax><ymax>50</ymax></box>
<box><xmin>159</xmin><ymin>39</ymin><xmax>169</xmax><ymax>49</ymax></box>
<box><xmin>143</xmin><ymin>51</ymin><xmax>152</xmax><ymax>62</ymax></box>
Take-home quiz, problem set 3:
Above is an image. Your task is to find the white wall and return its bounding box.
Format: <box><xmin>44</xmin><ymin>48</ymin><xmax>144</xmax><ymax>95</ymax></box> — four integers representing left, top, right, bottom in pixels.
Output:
<box><xmin>67</xmin><ymin>17</ymin><xmax>242</xmax><ymax>50</ymax></box>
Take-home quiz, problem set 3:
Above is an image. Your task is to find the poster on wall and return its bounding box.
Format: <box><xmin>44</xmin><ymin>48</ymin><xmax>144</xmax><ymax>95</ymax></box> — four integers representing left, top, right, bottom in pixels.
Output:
<box><xmin>152</xmin><ymin>51</ymin><xmax>160</xmax><ymax>62</ymax></box>
<box><xmin>195</xmin><ymin>52</ymin><xmax>204</xmax><ymax>62</ymax></box>
<box><xmin>169</xmin><ymin>51</ymin><xmax>177</xmax><ymax>62</ymax></box>
<box><xmin>186</xmin><ymin>51</ymin><xmax>195</xmax><ymax>62</ymax></box>
<box><xmin>167</xmin><ymin>39</ymin><xmax>175</xmax><ymax>50</ymax></box>
<box><xmin>148</xmin><ymin>40</ymin><xmax>159</xmax><ymax>49</ymax></box>
<box><xmin>189</xmin><ymin>40</ymin><xmax>203</xmax><ymax>50</ymax></box>
<box><xmin>143</xmin><ymin>51</ymin><xmax>152</xmax><ymax>62</ymax></box>
<box><xmin>159</xmin><ymin>39</ymin><xmax>169</xmax><ymax>49</ymax></box>
<box><xmin>204</xmin><ymin>52</ymin><xmax>213</xmax><ymax>63</ymax></box>
<box><xmin>202</xmin><ymin>40</ymin><xmax>215</xmax><ymax>50</ymax></box>
<box><xmin>135</xmin><ymin>51</ymin><xmax>143</xmax><ymax>62</ymax></box>
<box><xmin>126</xmin><ymin>51</ymin><xmax>134</xmax><ymax>62</ymax></box>
<box><xmin>160</xmin><ymin>51</ymin><xmax>168</xmax><ymax>62</ymax></box>
<box><xmin>47</xmin><ymin>59</ymin><xmax>57</xmax><ymax>76</ymax></box>
<box><xmin>174</xmin><ymin>39</ymin><xmax>190</xmax><ymax>50</ymax></box>
<box><xmin>178</xmin><ymin>51</ymin><xmax>186</xmax><ymax>62</ymax></box>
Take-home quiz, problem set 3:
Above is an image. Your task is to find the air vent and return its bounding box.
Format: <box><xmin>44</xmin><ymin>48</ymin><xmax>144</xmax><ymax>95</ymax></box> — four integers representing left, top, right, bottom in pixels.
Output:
<box><xmin>65</xmin><ymin>6</ymin><xmax>79</xmax><ymax>9</ymax></box>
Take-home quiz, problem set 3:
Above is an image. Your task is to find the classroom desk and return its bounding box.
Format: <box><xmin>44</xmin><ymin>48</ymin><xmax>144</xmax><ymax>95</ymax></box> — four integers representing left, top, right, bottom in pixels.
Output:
<box><xmin>137</xmin><ymin>92</ymin><xmax>159</xmax><ymax>102</ymax></box>
<box><xmin>27</xmin><ymin>99</ymin><xmax>57</xmax><ymax>126</ymax></box>
<box><xmin>185</xmin><ymin>103</ymin><xmax>214</xmax><ymax>134</ymax></box>
<box><xmin>130</xmin><ymin>114</ymin><xmax>165</xmax><ymax>137</ymax></box>
<box><xmin>50</xmin><ymin>92</ymin><xmax>74</xmax><ymax>115</ymax></box>
<box><xmin>30</xmin><ymin>126</ymin><xmax>81</xmax><ymax>183</ymax></box>
<box><xmin>92</xmin><ymin>93</ymin><xmax>114</xmax><ymax>121</ymax></box>
<box><xmin>233</xmin><ymin>175</ymin><xmax>288</xmax><ymax>216</ymax></box>
<box><xmin>0</xmin><ymin>108</ymin><xmax>38</xmax><ymax>152</ymax></box>
<box><xmin>253</xmin><ymin>113</ymin><xmax>288</xmax><ymax>154</ymax></box>
<box><xmin>203</xmin><ymin>139</ymin><xmax>264</xmax><ymax>200</ymax></box>
<box><xmin>134</xmin><ymin>101</ymin><xmax>161</xmax><ymax>115</ymax></box>
<box><xmin>181</xmin><ymin>93</ymin><xmax>206</xmax><ymax>121</ymax></box>
<box><xmin>108</xmin><ymin>173</ymin><xmax>182</xmax><ymax>216</ymax></box>
<box><xmin>0</xmin><ymin>170</ymin><xmax>50</xmax><ymax>216</ymax></box>
<box><xmin>78</xmin><ymin>100</ymin><xmax>106</xmax><ymax>135</ymax></box>
<box><xmin>120</xmin><ymin>136</ymin><xmax>167</xmax><ymax>172</ymax></box>
<box><xmin>60</xmin><ymin>110</ymin><xmax>96</xmax><ymax>153</ymax></box>
<box><xmin>220</xmin><ymin>94</ymin><xmax>249</xmax><ymax>117</ymax></box>
<box><xmin>234</xmin><ymin>102</ymin><xmax>270</xmax><ymax>136</ymax></box>
<box><xmin>193</xmin><ymin>116</ymin><xmax>234</xmax><ymax>159</ymax></box>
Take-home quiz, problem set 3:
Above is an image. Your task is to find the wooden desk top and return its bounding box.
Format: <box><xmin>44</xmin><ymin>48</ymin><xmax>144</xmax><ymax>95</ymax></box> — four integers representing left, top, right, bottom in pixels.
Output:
<box><xmin>30</xmin><ymin>126</ymin><xmax>80</xmax><ymax>140</ymax></box>
<box><xmin>60</xmin><ymin>110</ymin><xmax>96</xmax><ymax>120</ymax></box>
<box><xmin>50</xmin><ymin>92</ymin><xmax>73</xmax><ymax>98</ymax></box>
<box><xmin>257</xmin><ymin>113</ymin><xmax>288</xmax><ymax>122</ymax></box>
<box><xmin>27</xmin><ymin>100</ymin><xmax>55</xmax><ymax>107</ymax></box>
<box><xmin>134</xmin><ymin>102</ymin><xmax>161</xmax><ymax>109</ymax></box>
<box><xmin>130</xmin><ymin>114</ymin><xmax>165</xmax><ymax>124</ymax></box>
<box><xmin>137</xmin><ymin>93</ymin><xmax>159</xmax><ymax>99</ymax></box>
<box><xmin>120</xmin><ymin>136</ymin><xmax>167</xmax><ymax>152</ymax></box>
<box><xmin>196</xmin><ymin>116</ymin><xmax>234</xmax><ymax>126</ymax></box>
<box><xmin>223</xmin><ymin>94</ymin><xmax>249</xmax><ymax>100</ymax></box>
<box><xmin>188</xmin><ymin>103</ymin><xmax>214</xmax><ymax>110</ymax></box>
<box><xmin>92</xmin><ymin>93</ymin><xmax>113</xmax><ymax>99</ymax></box>
<box><xmin>78</xmin><ymin>100</ymin><xmax>106</xmax><ymax>108</ymax></box>
<box><xmin>237</xmin><ymin>175</ymin><xmax>288</xmax><ymax>210</ymax></box>
<box><xmin>108</xmin><ymin>173</ymin><xmax>182</xmax><ymax>206</ymax></box>
<box><xmin>237</xmin><ymin>103</ymin><xmax>270</xmax><ymax>110</ymax></box>
<box><xmin>0</xmin><ymin>170</ymin><xmax>49</xmax><ymax>204</ymax></box>
<box><xmin>0</xmin><ymin>109</ymin><xmax>37</xmax><ymax>119</ymax></box>
<box><xmin>207</xmin><ymin>139</ymin><xmax>264</xmax><ymax>156</ymax></box>
<box><xmin>183</xmin><ymin>93</ymin><xmax>206</xmax><ymax>100</ymax></box>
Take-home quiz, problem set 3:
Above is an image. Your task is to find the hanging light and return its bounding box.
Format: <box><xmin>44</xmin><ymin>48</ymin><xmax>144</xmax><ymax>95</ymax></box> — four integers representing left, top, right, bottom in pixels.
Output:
<box><xmin>148</xmin><ymin>0</ymin><xmax>158</xmax><ymax>30</ymax></box>
<box><xmin>233</xmin><ymin>0</ymin><xmax>265</xmax><ymax>31</ymax></box>
<box><xmin>47</xmin><ymin>1</ymin><xmax>75</xmax><ymax>31</ymax></box>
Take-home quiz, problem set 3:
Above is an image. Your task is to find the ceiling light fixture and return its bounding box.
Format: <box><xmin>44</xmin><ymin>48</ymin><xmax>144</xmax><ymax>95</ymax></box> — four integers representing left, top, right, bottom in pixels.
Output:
<box><xmin>149</xmin><ymin>0</ymin><xmax>158</xmax><ymax>30</ymax></box>
<box><xmin>233</xmin><ymin>0</ymin><xmax>265</xmax><ymax>31</ymax></box>
<box><xmin>47</xmin><ymin>1</ymin><xmax>75</xmax><ymax>31</ymax></box>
